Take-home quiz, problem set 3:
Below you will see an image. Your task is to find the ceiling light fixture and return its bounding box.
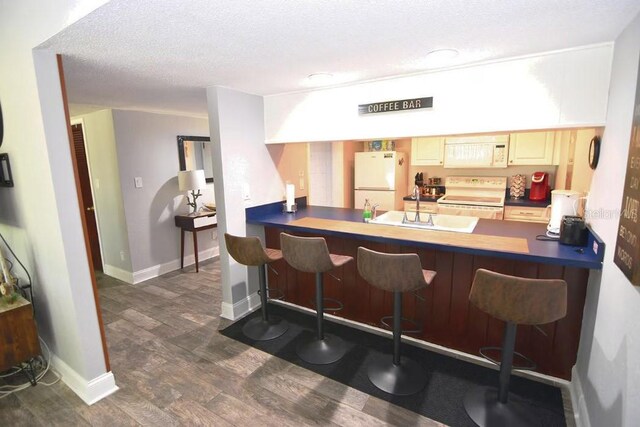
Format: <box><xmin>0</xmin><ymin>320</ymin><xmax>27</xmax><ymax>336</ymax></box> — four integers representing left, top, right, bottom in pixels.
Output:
<box><xmin>305</xmin><ymin>72</ymin><xmax>334</xmax><ymax>86</ymax></box>
<box><xmin>423</xmin><ymin>49</ymin><xmax>459</xmax><ymax>68</ymax></box>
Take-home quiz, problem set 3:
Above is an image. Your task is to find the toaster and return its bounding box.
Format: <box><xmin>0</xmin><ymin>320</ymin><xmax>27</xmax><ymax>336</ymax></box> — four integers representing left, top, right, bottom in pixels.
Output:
<box><xmin>559</xmin><ymin>216</ymin><xmax>588</xmax><ymax>246</ymax></box>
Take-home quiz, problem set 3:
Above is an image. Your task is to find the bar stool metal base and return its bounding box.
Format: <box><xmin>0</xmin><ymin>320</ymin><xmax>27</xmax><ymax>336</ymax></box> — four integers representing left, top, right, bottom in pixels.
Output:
<box><xmin>464</xmin><ymin>386</ymin><xmax>540</xmax><ymax>427</ymax></box>
<box><xmin>367</xmin><ymin>357</ymin><xmax>426</xmax><ymax>396</ymax></box>
<box><xmin>242</xmin><ymin>315</ymin><xmax>288</xmax><ymax>341</ymax></box>
<box><xmin>296</xmin><ymin>333</ymin><xmax>347</xmax><ymax>365</ymax></box>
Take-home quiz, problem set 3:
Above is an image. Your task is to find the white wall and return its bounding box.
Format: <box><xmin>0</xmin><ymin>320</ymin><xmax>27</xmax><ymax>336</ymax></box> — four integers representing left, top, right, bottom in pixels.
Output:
<box><xmin>207</xmin><ymin>86</ymin><xmax>284</xmax><ymax>319</ymax></box>
<box><xmin>573</xmin><ymin>11</ymin><xmax>640</xmax><ymax>427</ymax></box>
<box><xmin>71</xmin><ymin>109</ymin><xmax>133</xmax><ymax>275</ymax></box>
<box><xmin>264</xmin><ymin>45</ymin><xmax>612</xmax><ymax>143</ymax></box>
<box><xmin>0</xmin><ymin>0</ymin><xmax>115</xmax><ymax>404</ymax></box>
<box><xmin>110</xmin><ymin>110</ymin><xmax>217</xmax><ymax>280</ymax></box>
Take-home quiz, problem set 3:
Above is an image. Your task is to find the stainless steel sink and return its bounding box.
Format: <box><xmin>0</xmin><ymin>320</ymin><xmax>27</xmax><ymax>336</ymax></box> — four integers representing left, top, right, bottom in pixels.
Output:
<box><xmin>369</xmin><ymin>211</ymin><xmax>479</xmax><ymax>233</ymax></box>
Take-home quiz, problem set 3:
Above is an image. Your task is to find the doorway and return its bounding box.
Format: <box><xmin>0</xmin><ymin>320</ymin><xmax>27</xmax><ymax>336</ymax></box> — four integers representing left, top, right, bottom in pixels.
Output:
<box><xmin>70</xmin><ymin>121</ymin><xmax>103</xmax><ymax>272</ymax></box>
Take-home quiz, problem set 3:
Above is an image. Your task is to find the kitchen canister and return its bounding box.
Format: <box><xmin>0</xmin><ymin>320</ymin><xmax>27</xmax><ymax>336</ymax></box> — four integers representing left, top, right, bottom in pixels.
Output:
<box><xmin>510</xmin><ymin>174</ymin><xmax>526</xmax><ymax>199</ymax></box>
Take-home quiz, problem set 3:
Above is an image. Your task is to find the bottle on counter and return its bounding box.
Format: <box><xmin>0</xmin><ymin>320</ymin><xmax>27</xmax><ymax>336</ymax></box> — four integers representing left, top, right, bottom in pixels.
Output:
<box><xmin>363</xmin><ymin>199</ymin><xmax>372</xmax><ymax>222</ymax></box>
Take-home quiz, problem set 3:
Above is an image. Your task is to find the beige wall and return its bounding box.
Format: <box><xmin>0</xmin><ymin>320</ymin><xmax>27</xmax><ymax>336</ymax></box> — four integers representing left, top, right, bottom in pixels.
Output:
<box><xmin>268</xmin><ymin>142</ymin><xmax>309</xmax><ymax>199</ymax></box>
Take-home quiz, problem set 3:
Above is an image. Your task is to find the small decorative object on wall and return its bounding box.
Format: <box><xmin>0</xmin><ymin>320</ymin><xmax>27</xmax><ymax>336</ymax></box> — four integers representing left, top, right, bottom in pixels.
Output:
<box><xmin>358</xmin><ymin>97</ymin><xmax>433</xmax><ymax>115</ymax></box>
<box><xmin>0</xmin><ymin>153</ymin><xmax>13</xmax><ymax>187</ymax></box>
<box><xmin>589</xmin><ymin>135</ymin><xmax>601</xmax><ymax>170</ymax></box>
<box><xmin>510</xmin><ymin>174</ymin><xmax>526</xmax><ymax>199</ymax></box>
<box><xmin>614</xmin><ymin>57</ymin><xmax>640</xmax><ymax>286</ymax></box>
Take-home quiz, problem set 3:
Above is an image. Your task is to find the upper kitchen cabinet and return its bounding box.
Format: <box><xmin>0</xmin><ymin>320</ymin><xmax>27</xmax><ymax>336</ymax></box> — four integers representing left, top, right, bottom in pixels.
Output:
<box><xmin>507</xmin><ymin>131</ymin><xmax>556</xmax><ymax>165</ymax></box>
<box><xmin>411</xmin><ymin>137</ymin><xmax>445</xmax><ymax>166</ymax></box>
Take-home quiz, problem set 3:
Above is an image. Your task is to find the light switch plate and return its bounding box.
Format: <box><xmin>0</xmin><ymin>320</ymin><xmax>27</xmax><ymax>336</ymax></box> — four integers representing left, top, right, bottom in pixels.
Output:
<box><xmin>242</xmin><ymin>183</ymin><xmax>251</xmax><ymax>200</ymax></box>
<box><xmin>134</xmin><ymin>177</ymin><xmax>143</xmax><ymax>188</ymax></box>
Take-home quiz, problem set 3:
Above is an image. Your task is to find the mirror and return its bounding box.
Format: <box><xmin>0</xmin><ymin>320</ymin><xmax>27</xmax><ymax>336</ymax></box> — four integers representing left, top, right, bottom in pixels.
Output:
<box><xmin>177</xmin><ymin>135</ymin><xmax>213</xmax><ymax>183</ymax></box>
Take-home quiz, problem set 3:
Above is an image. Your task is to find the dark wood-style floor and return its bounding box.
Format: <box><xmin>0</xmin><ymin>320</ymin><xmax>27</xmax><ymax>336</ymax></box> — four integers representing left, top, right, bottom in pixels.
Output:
<box><xmin>0</xmin><ymin>259</ymin><xmax>447</xmax><ymax>426</ymax></box>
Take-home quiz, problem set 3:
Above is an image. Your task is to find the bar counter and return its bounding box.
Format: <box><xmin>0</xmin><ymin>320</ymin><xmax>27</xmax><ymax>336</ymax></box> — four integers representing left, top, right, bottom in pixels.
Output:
<box><xmin>246</xmin><ymin>200</ymin><xmax>604</xmax><ymax>380</ymax></box>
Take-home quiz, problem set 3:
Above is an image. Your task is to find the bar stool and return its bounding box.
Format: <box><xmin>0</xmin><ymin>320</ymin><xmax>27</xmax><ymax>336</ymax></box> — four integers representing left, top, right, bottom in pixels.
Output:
<box><xmin>357</xmin><ymin>247</ymin><xmax>436</xmax><ymax>396</ymax></box>
<box><xmin>224</xmin><ymin>233</ymin><xmax>288</xmax><ymax>341</ymax></box>
<box><xmin>464</xmin><ymin>268</ymin><xmax>567</xmax><ymax>427</ymax></box>
<box><xmin>280</xmin><ymin>233</ymin><xmax>353</xmax><ymax>365</ymax></box>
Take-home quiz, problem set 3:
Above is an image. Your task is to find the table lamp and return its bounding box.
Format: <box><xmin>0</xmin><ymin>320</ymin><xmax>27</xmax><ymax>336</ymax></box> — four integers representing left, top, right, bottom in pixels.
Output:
<box><xmin>178</xmin><ymin>170</ymin><xmax>207</xmax><ymax>214</ymax></box>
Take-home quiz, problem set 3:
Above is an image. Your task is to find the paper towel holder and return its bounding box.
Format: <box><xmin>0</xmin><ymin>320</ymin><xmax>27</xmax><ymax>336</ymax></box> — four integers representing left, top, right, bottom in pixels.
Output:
<box><xmin>282</xmin><ymin>202</ymin><xmax>298</xmax><ymax>214</ymax></box>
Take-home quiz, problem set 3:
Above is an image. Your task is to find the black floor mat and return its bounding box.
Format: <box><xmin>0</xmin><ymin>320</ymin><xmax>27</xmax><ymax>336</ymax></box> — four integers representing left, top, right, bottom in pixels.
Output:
<box><xmin>220</xmin><ymin>304</ymin><xmax>566</xmax><ymax>426</ymax></box>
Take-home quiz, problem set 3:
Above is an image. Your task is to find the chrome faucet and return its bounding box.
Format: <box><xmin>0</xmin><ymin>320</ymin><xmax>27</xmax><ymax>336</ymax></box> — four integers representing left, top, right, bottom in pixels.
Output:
<box><xmin>371</xmin><ymin>203</ymin><xmax>380</xmax><ymax>219</ymax></box>
<box><xmin>413</xmin><ymin>184</ymin><xmax>421</xmax><ymax>222</ymax></box>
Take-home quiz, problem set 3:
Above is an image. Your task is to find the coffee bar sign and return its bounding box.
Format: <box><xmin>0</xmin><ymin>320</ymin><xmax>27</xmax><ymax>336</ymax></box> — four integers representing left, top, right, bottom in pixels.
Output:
<box><xmin>358</xmin><ymin>97</ymin><xmax>433</xmax><ymax>115</ymax></box>
<box><xmin>614</xmin><ymin>57</ymin><xmax>640</xmax><ymax>286</ymax></box>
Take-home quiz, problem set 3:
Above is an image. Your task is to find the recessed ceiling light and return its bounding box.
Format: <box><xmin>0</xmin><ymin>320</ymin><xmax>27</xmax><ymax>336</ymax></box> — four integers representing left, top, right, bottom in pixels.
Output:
<box><xmin>423</xmin><ymin>49</ymin><xmax>459</xmax><ymax>68</ymax></box>
<box><xmin>305</xmin><ymin>73</ymin><xmax>334</xmax><ymax>86</ymax></box>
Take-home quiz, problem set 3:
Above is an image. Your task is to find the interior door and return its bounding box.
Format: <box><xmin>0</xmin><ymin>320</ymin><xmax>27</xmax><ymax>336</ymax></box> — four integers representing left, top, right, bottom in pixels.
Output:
<box><xmin>72</xmin><ymin>123</ymin><xmax>103</xmax><ymax>271</ymax></box>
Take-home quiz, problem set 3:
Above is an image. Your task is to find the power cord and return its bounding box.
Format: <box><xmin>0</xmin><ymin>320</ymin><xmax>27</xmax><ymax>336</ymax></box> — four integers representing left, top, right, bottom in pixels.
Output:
<box><xmin>0</xmin><ymin>337</ymin><xmax>60</xmax><ymax>399</ymax></box>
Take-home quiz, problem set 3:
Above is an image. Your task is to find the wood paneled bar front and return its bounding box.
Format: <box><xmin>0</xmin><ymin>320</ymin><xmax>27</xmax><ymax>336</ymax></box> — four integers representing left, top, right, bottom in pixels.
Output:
<box><xmin>247</xmin><ymin>200</ymin><xmax>604</xmax><ymax>380</ymax></box>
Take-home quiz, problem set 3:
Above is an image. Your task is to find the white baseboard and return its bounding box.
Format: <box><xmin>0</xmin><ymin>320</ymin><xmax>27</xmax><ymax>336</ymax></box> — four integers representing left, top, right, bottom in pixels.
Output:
<box><xmin>50</xmin><ymin>354</ymin><xmax>119</xmax><ymax>405</ymax></box>
<box><xmin>570</xmin><ymin>366</ymin><xmax>590</xmax><ymax>427</ymax></box>
<box><xmin>220</xmin><ymin>292</ymin><xmax>261</xmax><ymax>320</ymax></box>
<box><xmin>132</xmin><ymin>248</ymin><xmax>219</xmax><ymax>284</ymax></box>
<box><xmin>103</xmin><ymin>264</ymin><xmax>134</xmax><ymax>284</ymax></box>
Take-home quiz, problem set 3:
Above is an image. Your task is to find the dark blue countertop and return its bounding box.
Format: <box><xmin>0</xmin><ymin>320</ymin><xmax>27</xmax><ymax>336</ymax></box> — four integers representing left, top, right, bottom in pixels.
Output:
<box><xmin>246</xmin><ymin>199</ymin><xmax>604</xmax><ymax>270</ymax></box>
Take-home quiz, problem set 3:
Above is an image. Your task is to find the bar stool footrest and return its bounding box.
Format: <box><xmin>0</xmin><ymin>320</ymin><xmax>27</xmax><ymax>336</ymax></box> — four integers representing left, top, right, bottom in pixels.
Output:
<box><xmin>309</xmin><ymin>297</ymin><xmax>344</xmax><ymax>313</ymax></box>
<box><xmin>479</xmin><ymin>346</ymin><xmax>537</xmax><ymax>371</ymax></box>
<box><xmin>380</xmin><ymin>316</ymin><xmax>423</xmax><ymax>335</ymax></box>
<box><xmin>258</xmin><ymin>288</ymin><xmax>285</xmax><ymax>301</ymax></box>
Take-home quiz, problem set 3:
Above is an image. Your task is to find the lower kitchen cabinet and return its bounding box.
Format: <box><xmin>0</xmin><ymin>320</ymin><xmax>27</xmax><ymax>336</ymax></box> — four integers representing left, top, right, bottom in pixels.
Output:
<box><xmin>504</xmin><ymin>206</ymin><xmax>550</xmax><ymax>223</ymax></box>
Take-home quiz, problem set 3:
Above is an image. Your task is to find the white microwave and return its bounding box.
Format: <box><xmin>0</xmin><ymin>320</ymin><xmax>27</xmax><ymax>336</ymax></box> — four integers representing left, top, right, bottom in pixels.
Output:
<box><xmin>443</xmin><ymin>135</ymin><xmax>509</xmax><ymax>168</ymax></box>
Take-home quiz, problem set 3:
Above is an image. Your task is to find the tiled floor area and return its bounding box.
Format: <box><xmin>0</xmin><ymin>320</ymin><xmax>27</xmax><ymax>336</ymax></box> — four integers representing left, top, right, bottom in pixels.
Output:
<box><xmin>0</xmin><ymin>259</ymin><xmax>445</xmax><ymax>426</ymax></box>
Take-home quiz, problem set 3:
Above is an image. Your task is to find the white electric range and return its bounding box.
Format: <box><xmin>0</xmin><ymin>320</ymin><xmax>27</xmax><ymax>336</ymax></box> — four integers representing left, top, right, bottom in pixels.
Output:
<box><xmin>436</xmin><ymin>176</ymin><xmax>507</xmax><ymax>219</ymax></box>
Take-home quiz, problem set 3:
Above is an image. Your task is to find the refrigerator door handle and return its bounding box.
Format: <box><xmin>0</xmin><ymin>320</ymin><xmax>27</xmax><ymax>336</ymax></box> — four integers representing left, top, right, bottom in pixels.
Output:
<box><xmin>356</xmin><ymin>187</ymin><xmax>391</xmax><ymax>190</ymax></box>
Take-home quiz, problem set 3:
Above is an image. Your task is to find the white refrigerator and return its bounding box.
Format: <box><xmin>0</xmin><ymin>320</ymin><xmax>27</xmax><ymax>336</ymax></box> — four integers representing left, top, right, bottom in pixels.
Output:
<box><xmin>354</xmin><ymin>151</ymin><xmax>407</xmax><ymax>211</ymax></box>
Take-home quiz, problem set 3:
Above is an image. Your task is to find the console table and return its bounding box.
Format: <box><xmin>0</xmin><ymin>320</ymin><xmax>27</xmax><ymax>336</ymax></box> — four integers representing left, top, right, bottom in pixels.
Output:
<box><xmin>1</xmin><ymin>295</ymin><xmax>40</xmax><ymax>384</ymax></box>
<box><xmin>175</xmin><ymin>211</ymin><xmax>217</xmax><ymax>272</ymax></box>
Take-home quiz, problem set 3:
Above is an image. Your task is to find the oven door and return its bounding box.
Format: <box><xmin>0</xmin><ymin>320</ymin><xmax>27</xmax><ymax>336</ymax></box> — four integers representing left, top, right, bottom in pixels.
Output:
<box><xmin>438</xmin><ymin>203</ymin><xmax>504</xmax><ymax>220</ymax></box>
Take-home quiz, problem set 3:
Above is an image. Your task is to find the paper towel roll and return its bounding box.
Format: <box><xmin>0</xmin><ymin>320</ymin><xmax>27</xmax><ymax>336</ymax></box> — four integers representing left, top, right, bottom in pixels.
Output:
<box><xmin>286</xmin><ymin>183</ymin><xmax>295</xmax><ymax>211</ymax></box>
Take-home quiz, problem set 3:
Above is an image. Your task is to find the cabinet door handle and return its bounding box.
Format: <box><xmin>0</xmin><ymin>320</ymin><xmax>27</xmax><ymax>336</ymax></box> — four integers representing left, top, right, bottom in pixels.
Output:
<box><xmin>86</xmin><ymin>206</ymin><xmax>95</xmax><ymax>211</ymax></box>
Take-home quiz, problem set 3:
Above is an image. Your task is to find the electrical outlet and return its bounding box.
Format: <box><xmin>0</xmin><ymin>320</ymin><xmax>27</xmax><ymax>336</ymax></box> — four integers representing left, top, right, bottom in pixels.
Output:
<box><xmin>134</xmin><ymin>177</ymin><xmax>143</xmax><ymax>188</ymax></box>
<box><xmin>299</xmin><ymin>177</ymin><xmax>305</xmax><ymax>190</ymax></box>
<box><xmin>242</xmin><ymin>183</ymin><xmax>251</xmax><ymax>200</ymax></box>
<box><xmin>120</xmin><ymin>251</ymin><xmax>125</xmax><ymax>261</ymax></box>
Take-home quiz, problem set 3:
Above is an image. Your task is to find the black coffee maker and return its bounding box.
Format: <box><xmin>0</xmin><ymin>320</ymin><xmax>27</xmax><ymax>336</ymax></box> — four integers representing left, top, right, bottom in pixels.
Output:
<box><xmin>559</xmin><ymin>216</ymin><xmax>588</xmax><ymax>246</ymax></box>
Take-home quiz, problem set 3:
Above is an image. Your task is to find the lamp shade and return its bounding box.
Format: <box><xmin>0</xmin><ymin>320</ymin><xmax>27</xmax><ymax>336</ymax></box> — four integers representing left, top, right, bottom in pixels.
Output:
<box><xmin>178</xmin><ymin>170</ymin><xmax>207</xmax><ymax>191</ymax></box>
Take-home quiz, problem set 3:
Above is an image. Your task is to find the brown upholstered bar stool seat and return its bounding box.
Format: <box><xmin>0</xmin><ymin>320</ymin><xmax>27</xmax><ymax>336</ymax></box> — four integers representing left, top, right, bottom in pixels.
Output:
<box><xmin>357</xmin><ymin>247</ymin><xmax>436</xmax><ymax>396</ymax></box>
<box><xmin>280</xmin><ymin>233</ymin><xmax>353</xmax><ymax>365</ymax></box>
<box><xmin>224</xmin><ymin>233</ymin><xmax>288</xmax><ymax>341</ymax></box>
<box><xmin>464</xmin><ymin>268</ymin><xmax>567</xmax><ymax>427</ymax></box>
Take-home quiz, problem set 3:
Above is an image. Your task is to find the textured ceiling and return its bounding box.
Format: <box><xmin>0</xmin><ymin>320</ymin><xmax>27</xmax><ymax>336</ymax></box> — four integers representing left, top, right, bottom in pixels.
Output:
<box><xmin>41</xmin><ymin>0</ymin><xmax>640</xmax><ymax>117</ymax></box>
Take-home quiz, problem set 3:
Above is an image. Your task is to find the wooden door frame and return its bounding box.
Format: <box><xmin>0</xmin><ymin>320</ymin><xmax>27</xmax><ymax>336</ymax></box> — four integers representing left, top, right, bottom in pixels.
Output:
<box><xmin>57</xmin><ymin>54</ymin><xmax>111</xmax><ymax>371</ymax></box>
<box><xmin>70</xmin><ymin>117</ymin><xmax>106</xmax><ymax>270</ymax></box>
